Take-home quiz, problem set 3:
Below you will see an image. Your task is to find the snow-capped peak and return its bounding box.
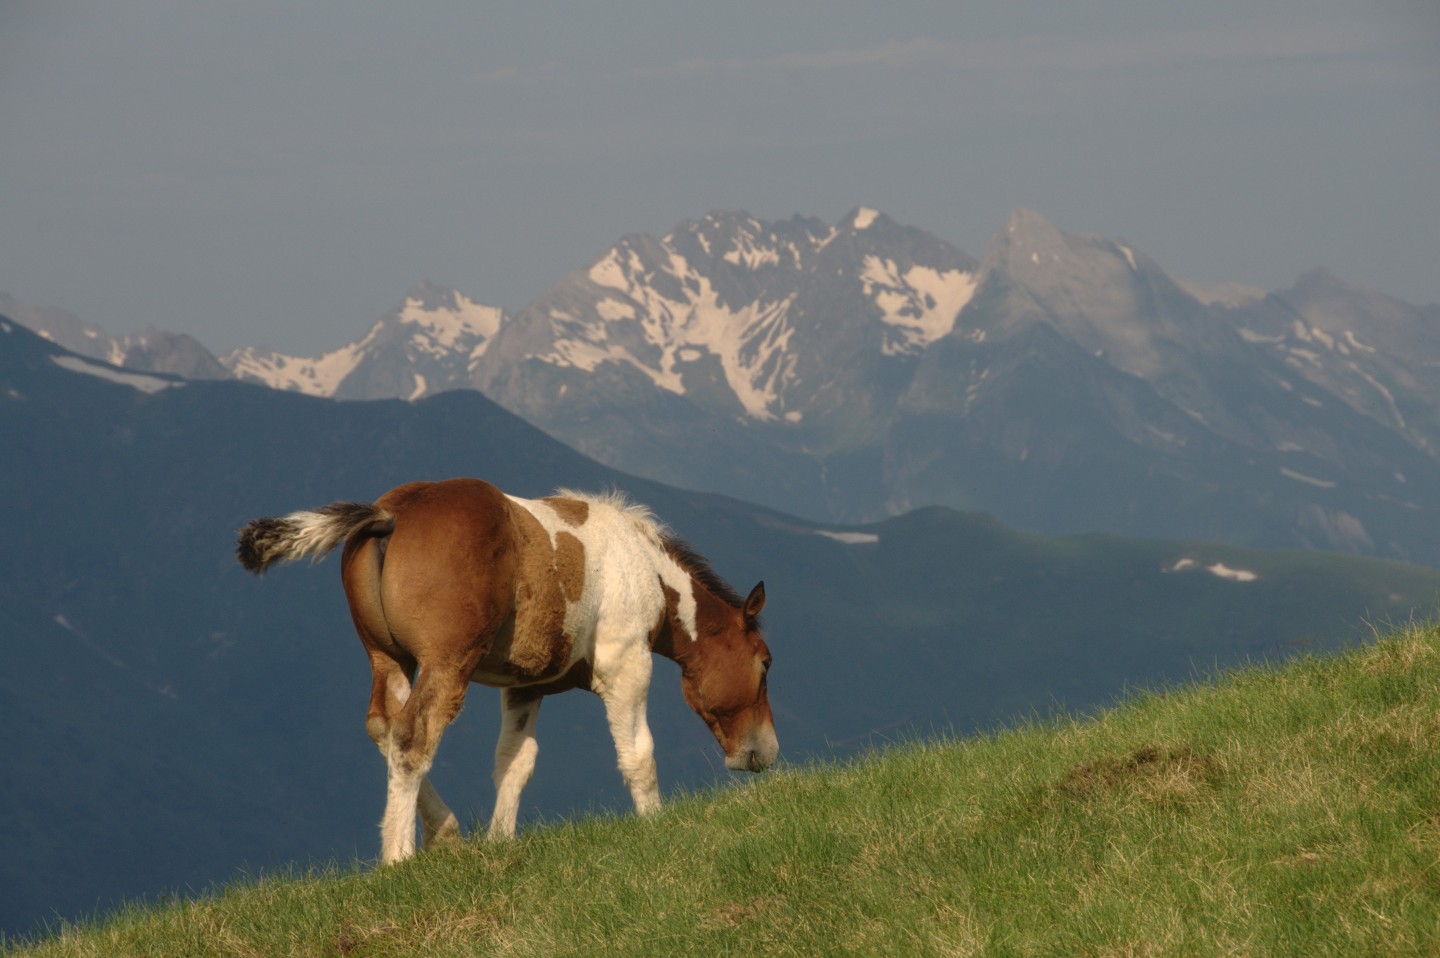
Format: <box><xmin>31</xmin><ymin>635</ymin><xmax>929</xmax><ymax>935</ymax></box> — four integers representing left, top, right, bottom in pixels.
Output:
<box><xmin>524</xmin><ymin>209</ymin><xmax>979</xmax><ymax>418</ymax></box>
<box><xmin>222</xmin><ymin>339</ymin><xmax>367</xmax><ymax>397</ymax></box>
<box><xmin>572</xmin><ymin>233</ymin><xmax>798</xmax><ymax>419</ymax></box>
<box><xmin>221</xmin><ymin>283</ymin><xmax>505</xmax><ymax>398</ymax></box>
<box><xmin>395</xmin><ymin>283</ymin><xmax>503</xmax><ymax>356</ymax></box>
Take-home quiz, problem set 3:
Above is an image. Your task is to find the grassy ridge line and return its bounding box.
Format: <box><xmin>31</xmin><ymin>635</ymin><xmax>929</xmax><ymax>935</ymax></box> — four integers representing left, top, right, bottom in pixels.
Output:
<box><xmin>13</xmin><ymin>624</ymin><xmax>1440</xmax><ymax>957</ymax></box>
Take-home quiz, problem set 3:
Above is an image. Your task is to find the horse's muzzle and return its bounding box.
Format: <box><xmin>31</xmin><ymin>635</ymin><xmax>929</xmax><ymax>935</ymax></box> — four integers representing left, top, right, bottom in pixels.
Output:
<box><xmin>725</xmin><ymin>724</ymin><xmax>779</xmax><ymax>772</ymax></box>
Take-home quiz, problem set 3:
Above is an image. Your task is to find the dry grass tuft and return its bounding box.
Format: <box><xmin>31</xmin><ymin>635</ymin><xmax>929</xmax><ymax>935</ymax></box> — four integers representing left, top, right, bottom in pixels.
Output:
<box><xmin>1050</xmin><ymin>744</ymin><xmax>1224</xmax><ymax>808</ymax></box>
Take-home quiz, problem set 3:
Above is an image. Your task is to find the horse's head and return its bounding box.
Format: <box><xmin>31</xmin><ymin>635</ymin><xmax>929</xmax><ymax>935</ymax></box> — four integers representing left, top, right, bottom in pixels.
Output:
<box><xmin>679</xmin><ymin>581</ymin><xmax>777</xmax><ymax>773</ymax></box>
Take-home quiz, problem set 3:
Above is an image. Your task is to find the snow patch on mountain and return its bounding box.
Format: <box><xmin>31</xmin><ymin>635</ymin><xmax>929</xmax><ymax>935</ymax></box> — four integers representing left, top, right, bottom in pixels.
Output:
<box><xmin>815</xmin><ymin>529</ymin><xmax>881</xmax><ymax>545</ymax></box>
<box><xmin>557</xmin><ymin>235</ymin><xmax>810</xmax><ymax>415</ymax></box>
<box><xmin>596</xmin><ymin>299</ymin><xmax>637</xmax><ymax>321</ymax></box>
<box><xmin>396</xmin><ymin>292</ymin><xmax>502</xmax><ymax>357</ymax></box>
<box><xmin>1281</xmin><ymin>467</ymin><xmax>1337</xmax><ymax>489</ymax></box>
<box><xmin>568</xmin><ymin>243</ymin><xmax>802</xmax><ymax>417</ymax></box>
<box><xmin>1164</xmin><ymin>558</ymin><xmax>1259</xmax><ymax>582</ymax></box>
<box><xmin>224</xmin><ymin>340</ymin><xmax>366</xmax><ymax>396</ymax></box>
<box><xmin>50</xmin><ymin>355</ymin><xmax>183</xmax><ymax>394</ymax></box>
<box><xmin>589</xmin><ymin>248</ymin><xmax>644</xmax><ymax>292</ymax></box>
<box><xmin>723</xmin><ymin>236</ymin><xmax>782</xmax><ymax>270</ymax></box>
<box><xmin>861</xmin><ymin>256</ymin><xmax>977</xmax><ymax>355</ymax></box>
<box><xmin>852</xmin><ymin>207</ymin><xmax>880</xmax><ymax>230</ymax></box>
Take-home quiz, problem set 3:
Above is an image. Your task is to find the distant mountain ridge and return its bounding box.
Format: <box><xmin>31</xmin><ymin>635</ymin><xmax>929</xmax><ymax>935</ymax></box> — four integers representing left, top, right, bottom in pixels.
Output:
<box><xmin>0</xmin><ymin>291</ymin><xmax>229</xmax><ymax>381</ymax></box>
<box><xmin>219</xmin><ymin>207</ymin><xmax>981</xmax><ymax>426</ymax></box>
<box><xmin>222</xmin><ymin>280</ymin><xmax>503</xmax><ymax>399</ymax></box>
<box><xmin>9</xmin><ymin>207</ymin><xmax>1440</xmax><ymax>562</ymax></box>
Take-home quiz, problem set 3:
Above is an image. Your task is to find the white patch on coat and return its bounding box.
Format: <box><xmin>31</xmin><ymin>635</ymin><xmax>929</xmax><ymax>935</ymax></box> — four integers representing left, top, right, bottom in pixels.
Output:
<box><xmin>508</xmin><ymin>490</ymin><xmax>698</xmax><ymax>649</ymax></box>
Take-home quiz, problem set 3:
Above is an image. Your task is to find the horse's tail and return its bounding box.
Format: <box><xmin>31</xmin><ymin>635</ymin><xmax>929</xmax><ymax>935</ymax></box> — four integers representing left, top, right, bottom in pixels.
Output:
<box><xmin>236</xmin><ymin>501</ymin><xmax>394</xmax><ymax>574</ymax></box>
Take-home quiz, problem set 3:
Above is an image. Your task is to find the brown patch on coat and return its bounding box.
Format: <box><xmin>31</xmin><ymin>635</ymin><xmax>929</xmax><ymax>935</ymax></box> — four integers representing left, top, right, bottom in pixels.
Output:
<box><xmin>502</xmin><ymin>500</ymin><xmax>586</xmax><ymax>678</ymax></box>
<box><xmin>351</xmin><ymin>479</ymin><xmax>516</xmax><ymax>670</ymax></box>
<box><xmin>649</xmin><ymin>579</ymin><xmax>694</xmax><ymax>656</ymax></box>
<box><xmin>554</xmin><ymin>531</ymin><xmax>586</xmax><ymax>604</ymax></box>
<box><xmin>542</xmin><ymin>497</ymin><xmax>589</xmax><ymax>527</ymax></box>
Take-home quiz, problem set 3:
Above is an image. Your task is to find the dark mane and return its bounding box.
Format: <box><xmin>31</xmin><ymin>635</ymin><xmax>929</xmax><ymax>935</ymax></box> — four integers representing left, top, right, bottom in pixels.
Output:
<box><xmin>663</xmin><ymin>536</ymin><xmax>744</xmax><ymax>608</ymax></box>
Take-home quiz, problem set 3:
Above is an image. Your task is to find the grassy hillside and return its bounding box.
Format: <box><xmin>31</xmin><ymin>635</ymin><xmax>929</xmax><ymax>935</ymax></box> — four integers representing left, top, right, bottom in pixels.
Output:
<box><xmin>12</xmin><ymin>623</ymin><xmax>1440</xmax><ymax>957</ymax></box>
<box><xmin>13</xmin><ymin>302</ymin><xmax>1440</xmax><ymax>938</ymax></box>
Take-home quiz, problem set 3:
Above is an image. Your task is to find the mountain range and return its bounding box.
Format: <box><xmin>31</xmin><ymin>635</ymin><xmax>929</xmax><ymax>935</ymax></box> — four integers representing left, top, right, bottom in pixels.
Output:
<box><xmin>12</xmin><ymin>207</ymin><xmax>1439</xmax><ymax>566</ymax></box>
<box><xmin>5</xmin><ymin>316</ymin><xmax>1439</xmax><ymax>937</ymax></box>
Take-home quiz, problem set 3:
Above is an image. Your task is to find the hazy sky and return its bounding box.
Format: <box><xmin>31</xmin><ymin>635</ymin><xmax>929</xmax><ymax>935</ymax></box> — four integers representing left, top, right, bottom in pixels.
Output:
<box><xmin>2</xmin><ymin>1</ymin><xmax>1437</xmax><ymax>355</ymax></box>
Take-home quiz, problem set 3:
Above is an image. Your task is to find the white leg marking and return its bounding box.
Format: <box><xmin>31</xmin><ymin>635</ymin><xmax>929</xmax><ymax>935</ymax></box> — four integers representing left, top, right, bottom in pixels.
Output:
<box><xmin>380</xmin><ymin>756</ymin><xmax>423</xmax><ymax>864</ymax></box>
<box><xmin>488</xmin><ymin>695</ymin><xmax>542</xmax><ymax>839</ymax></box>
<box><xmin>596</xmin><ymin>651</ymin><xmax>661</xmax><ymax>815</ymax></box>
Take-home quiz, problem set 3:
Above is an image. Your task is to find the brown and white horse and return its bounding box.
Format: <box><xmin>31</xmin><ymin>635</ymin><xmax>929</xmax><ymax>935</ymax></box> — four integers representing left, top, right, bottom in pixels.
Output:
<box><xmin>236</xmin><ymin>477</ymin><xmax>776</xmax><ymax>863</ymax></box>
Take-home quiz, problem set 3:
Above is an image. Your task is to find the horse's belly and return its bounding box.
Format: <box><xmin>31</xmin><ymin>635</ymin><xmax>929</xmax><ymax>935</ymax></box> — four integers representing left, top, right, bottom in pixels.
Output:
<box><xmin>468</xmin><ymin>618</ymin><xmax>585</xmax><ymax>688</ymax></box>
<box><xmin>469</xmin><ymin>656</ymin><xmax>585</xmax><ymax>690</ymax></box>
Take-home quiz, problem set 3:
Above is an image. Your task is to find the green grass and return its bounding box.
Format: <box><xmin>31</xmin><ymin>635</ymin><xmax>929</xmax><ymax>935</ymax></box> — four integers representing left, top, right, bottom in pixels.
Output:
<box><xmin>13</xmin><ymin>623</ymin><xmax>1440</xmax><ymax>957</ymax></box>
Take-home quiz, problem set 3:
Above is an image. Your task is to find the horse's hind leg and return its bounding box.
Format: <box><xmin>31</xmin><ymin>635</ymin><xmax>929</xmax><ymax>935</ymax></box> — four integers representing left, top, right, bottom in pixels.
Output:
<box><xmin>373</xmin><ymin>659</ymin><xmax>471</xmax><ymax>863</ymax></box>
<box><xmin>372</xmin><ymin>662</ymin><xmax>462</xmax><ymax>850</ymax></box>
<box><xmin>418</xmin><ymin>777</ymin><xmax>460</xmax><ymax>849</ymax></box>
<box><xmin>364</xmin><ymin>651</ymin><xmax>461</xmax><ymax>850</ymax></box>
<box><xmin>364</xmin><ymin>650</ymin><xmax>411</xmax><ymax>755</ymax></box>
<box><xmin>349</xmin><ymin>538</ymin><xmax>463</xmax><ymax>857</ymax></box>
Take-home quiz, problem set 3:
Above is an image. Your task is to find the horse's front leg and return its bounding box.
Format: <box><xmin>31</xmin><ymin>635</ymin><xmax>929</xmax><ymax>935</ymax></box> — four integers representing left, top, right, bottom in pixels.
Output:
<box><xmin>487</xmin><ymin>688</ymin><xmax>543</xmax><ymax>839</ymax></box>
<box><xmin>595</xmin><ymin>650</ymin><xmax>661</xmax><ymax>815</ymax></box>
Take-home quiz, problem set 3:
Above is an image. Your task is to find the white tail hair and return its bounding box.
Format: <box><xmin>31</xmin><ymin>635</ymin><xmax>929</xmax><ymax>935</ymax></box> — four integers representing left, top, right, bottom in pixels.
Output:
<box><xmin>236</xmin><ymin>501</ymin><xmax>391</xmax><ymax>573</ymax></box>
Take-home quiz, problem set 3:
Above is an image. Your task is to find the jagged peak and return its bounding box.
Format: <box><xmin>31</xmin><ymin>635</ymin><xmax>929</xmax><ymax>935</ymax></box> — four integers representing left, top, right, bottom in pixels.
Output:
<box><xmin>847</xmin><ymin>206</ymin><xmax>883</xmax><ymax>231</ymax></box>
<box><xmin>1289</xmin><ymin>268</ymin><xmax>1351</xmax><ymax>295</ymax></box>
<box><xmin>392</xmin><ymin>282</ymin><xmax>503</xmax><ymax>345</ymax></box>
<box><xmin>1174</xmin><ymin>277</ymin><xmax>1266</xmax><ymax>309</ymax></box>
<box><xmin>980</xmin><ymin>208</ymin><xmax>1165</xmax><ymax>288</ymax></box>
<box><xmin>984</xmin><ymin>208</ymin><xmax>1069</xmax><ymax>269</ymax></box>
<box><xmin>401</xmin><ymin>279</ymin><xmax>466</xmax><ymax>312</ymax></box>
<box><xmin>1277</xmin><ymin>267</ymin><xmax>1429</xmax><ymax>341</ymax></box>
<box><xmin>1002</xmin><ymin>207</ymin><xmax>1060</xmax><ymax>237</ymax></box>
<box><xmin>665</xmin><ymin>210</ymin><xmax>764</xmax><ymax>248</ymax></box>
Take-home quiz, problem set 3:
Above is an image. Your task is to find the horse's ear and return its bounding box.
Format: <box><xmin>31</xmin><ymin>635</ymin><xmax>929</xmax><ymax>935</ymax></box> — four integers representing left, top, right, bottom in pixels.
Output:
<box><xmin>744</xmin><ymin>581</ymin><xmax>766</xmax><ymax>620</ymax></box>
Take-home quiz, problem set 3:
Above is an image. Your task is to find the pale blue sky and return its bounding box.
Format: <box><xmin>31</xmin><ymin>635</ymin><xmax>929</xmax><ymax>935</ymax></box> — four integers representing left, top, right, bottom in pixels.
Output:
<box><xmin>2</xmin><ymin>1</ymin><xmax>1437</xmax><ymax>354</ymax></box>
